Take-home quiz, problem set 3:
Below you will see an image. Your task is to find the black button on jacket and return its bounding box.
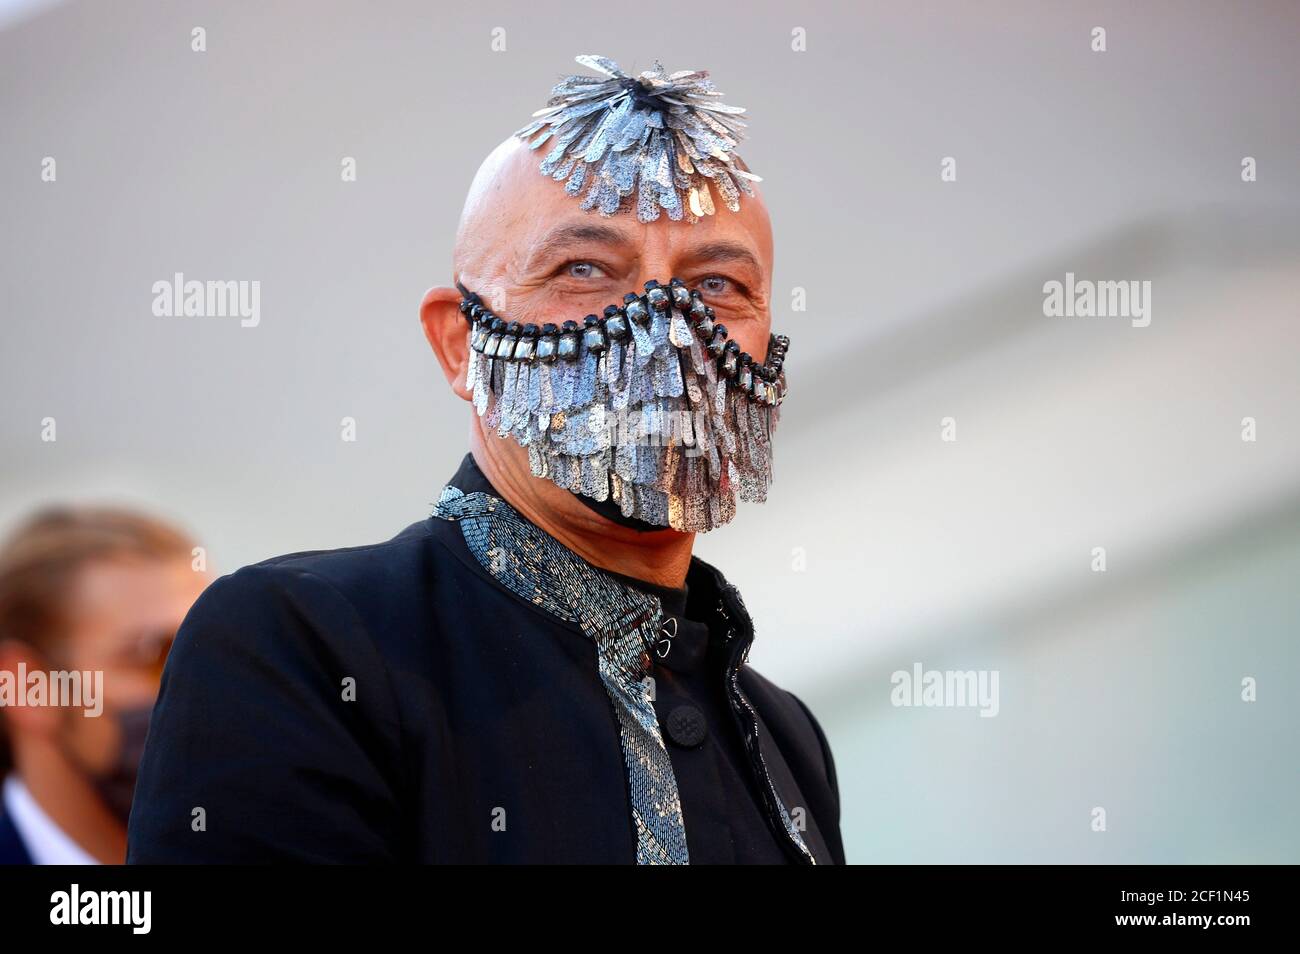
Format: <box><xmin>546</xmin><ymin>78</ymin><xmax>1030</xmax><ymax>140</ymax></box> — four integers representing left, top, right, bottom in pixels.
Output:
<box><xmin>126</xmin><ymin>454</ymin><xmax>846</xmax><ymax>864</ymax></box>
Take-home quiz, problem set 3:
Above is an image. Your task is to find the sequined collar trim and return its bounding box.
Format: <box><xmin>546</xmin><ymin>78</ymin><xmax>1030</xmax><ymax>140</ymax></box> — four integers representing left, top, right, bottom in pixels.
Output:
<box><xmin>432</xmin><ymin>483</ymin><xmax>689</xmax><ymax>863</ymax></box>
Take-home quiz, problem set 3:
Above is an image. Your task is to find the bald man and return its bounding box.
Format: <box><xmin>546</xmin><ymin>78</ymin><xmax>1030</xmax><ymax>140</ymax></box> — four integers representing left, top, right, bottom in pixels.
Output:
<box><xmin>128</xmin><ymin>56</ymin><xmax>843</xmax><ymax>865</ymax></box>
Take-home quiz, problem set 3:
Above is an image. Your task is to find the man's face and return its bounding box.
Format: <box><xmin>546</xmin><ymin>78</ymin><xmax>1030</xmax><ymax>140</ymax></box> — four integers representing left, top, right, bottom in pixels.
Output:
<box><xmin>423</xmin><ymin>138</ymin><xmax>781</xmax><ymax>536</ymax></box>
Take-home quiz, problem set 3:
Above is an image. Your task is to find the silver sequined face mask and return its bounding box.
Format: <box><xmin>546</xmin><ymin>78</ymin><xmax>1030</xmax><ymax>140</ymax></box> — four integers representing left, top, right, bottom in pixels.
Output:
<box><xmin>458</xmin><ymin>277</ymin><xmax>789</xmax><ymax>533</ymax></box>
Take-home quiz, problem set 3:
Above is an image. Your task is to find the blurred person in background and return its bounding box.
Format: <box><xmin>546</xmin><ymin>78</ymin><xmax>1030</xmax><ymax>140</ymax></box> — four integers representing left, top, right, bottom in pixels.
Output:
<box><xmin>0</xmin><ymin>507</ymin><xmax>209</xmax><ymax>864</ymax></box>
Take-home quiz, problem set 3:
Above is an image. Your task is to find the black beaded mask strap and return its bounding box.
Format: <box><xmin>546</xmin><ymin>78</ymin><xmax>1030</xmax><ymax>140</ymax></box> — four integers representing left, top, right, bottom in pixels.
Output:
<box><xmin>456</xmin><ymin>278</ymin><xmax>790</xmax><ymax>533</ymax></box>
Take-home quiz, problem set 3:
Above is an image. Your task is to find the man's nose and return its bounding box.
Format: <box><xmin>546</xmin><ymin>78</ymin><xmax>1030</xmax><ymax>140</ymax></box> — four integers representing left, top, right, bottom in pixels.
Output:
<box><xmin>632</xmin><ymin>231</ymin><xmax>678</xmax><ymax>287</ymax></box>
<box><xmin>632</xmin><ymin>266</ymin><xmax>679</xmax><ymax>291</ymax></box>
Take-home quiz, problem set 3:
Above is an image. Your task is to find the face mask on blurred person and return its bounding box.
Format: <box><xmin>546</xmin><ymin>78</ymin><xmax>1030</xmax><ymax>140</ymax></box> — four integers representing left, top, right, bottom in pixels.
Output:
<box><xmin>62</xmin><ymin>704</ymin><xmax>153</xmax><ymax>825</ymax></box>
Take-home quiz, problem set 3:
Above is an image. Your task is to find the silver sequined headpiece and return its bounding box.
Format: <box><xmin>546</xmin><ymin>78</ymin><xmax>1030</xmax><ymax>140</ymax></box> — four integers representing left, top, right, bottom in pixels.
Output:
<box><xmin>459</xmin><ymin>278</ymin><xmax>789</xmax><ymax>533</ymax></box>
<box><xmin>514</xmin><ymin>54</ymin><xmax>759</xmax><ymax>223</ymax></box>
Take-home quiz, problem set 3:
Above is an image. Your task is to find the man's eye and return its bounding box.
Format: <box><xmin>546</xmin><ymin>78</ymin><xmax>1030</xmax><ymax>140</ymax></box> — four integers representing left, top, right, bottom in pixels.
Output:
<box><xmin>565</xmin><ymin>261</ymin><xmax>606</xmax><ymax>279</ymax></box>
<box><xmin>699</xmin><ymin>275</ymin><xmax>730</xmax><ymax>295</ymax></box>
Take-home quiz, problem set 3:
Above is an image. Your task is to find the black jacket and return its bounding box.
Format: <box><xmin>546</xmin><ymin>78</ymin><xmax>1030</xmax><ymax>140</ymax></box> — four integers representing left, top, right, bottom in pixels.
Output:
<box><xmin>127</xmin><ymin>455</ymin><xmax>845</xmax><ymax>864</ymax></box>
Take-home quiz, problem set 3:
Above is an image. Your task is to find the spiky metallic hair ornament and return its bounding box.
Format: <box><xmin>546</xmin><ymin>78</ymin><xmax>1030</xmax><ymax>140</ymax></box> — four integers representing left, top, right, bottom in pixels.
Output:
<box><xmin>514</xmin><ymin>54</ymin><xmax>760</xmax><ymax>223</ymax></box>
<box><xmin>458</xmin><ymin>278</ymin><xmax>789</xmax><ymax>533</ymax></box>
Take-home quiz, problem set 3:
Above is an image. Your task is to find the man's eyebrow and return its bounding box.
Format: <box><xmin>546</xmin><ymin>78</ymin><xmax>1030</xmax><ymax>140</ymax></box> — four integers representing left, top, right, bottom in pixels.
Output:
<box><xmin>527</xmin><ymin>222</ymin><xmax>633</xmax><ymax>267</ymax></box>
<box><xmin>683</xmin><ymin>240</ymin><xmax>761</xmax><ymax>272</ymax></box>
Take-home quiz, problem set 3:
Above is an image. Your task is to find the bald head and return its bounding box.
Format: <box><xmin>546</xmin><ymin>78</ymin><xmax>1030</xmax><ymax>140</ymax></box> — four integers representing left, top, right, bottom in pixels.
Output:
<box><xmin>453</xmin><ymin>137</ymin><xmax>535</xmax><ymax>279</ymax></box>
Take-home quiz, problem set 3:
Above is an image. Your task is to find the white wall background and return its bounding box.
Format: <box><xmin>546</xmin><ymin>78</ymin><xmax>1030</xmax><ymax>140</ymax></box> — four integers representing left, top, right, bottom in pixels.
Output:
<box><xmin>3</xmin><ymin>0</ymin><xmax>1298</xmax><ymax>862</ymax></box>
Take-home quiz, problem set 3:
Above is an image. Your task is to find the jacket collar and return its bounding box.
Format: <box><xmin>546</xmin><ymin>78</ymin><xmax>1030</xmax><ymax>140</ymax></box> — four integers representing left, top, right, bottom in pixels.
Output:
<box><xmin>440</xmin><ymin>453</ymin><xmax>755</xmax><ymax>653</ymax></box>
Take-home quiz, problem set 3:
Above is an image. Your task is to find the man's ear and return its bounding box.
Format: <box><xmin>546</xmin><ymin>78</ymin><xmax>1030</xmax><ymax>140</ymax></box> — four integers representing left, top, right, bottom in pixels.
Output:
<box><xmin>420</xmin><ymin>285</ymin><xmax>472</xmax><ymax>402</ymax></box>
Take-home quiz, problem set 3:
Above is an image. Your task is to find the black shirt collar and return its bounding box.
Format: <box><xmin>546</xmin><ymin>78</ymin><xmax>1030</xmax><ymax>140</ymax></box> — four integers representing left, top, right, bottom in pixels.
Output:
<box><xmin>445</xmin><ymin>452</ymin><xmax>731</xmax><ymax>674</ymax></box>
